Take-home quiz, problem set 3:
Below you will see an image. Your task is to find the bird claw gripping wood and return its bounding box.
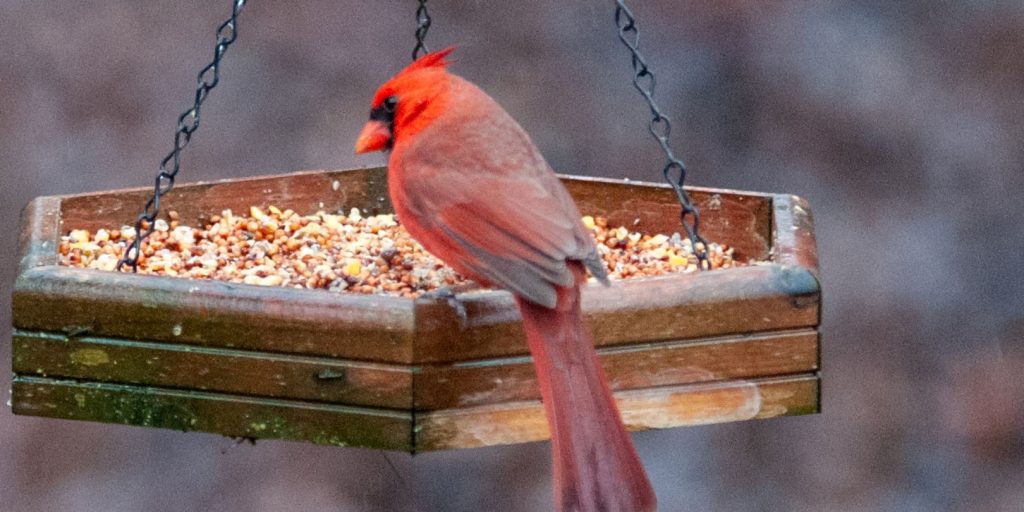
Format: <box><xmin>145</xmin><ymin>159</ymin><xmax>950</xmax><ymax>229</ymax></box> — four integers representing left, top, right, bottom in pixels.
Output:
<box><xmin>421</xmin><ymin>285</ymin><xmax>469</xmax><ymax>328</ymax></box>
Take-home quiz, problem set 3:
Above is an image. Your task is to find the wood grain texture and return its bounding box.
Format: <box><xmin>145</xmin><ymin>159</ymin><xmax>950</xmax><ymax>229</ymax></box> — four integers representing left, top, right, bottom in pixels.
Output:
<box><xmin>414</xmin><ymin>263</ymin><xmax>820</xmax><ymax>362</ymax></box>
<box><xmin>11</xmin><ymin>375</ymin><xmax>412</xmax><ymax>450</ymax></box>
<box><xmin>13</xmin><ymin>263</ymin><xmax>818</xmax><ymax>364</ymax></box>
<box><xmin>12</xmin><ymin>328</ymin><xmax>817</xmax><ymax>411</ymax></box>
<box><xmin>13</xmin><ymin>331</ymin><xmax>413</xmax><ymax>408</ymax></box>
<box><xmin>13</xmin><ymin>266</ymin><xmax>417</xmax><ymax>361</ymax></box>
<box><xmin>415</xmin><ymin>374</ymin><xmax>819</xmax><ymax>451</ymax></box>
<box><xmin>561</xmin><ymin>176</ymin><xmax>774</xmax><ymax>262</ymax></box>
<box><xmin>414</xmin><ymin>329</ymin><xmax>818</xmax><ymax>410</ymax></box>
<box><xmin>10</xmin><ymin>373</ymin><xmax>817</xmax><ymax>453</ymax></box>
<box><xmin>16</xmin><ymin>195</ymin><xmax>61</xmax><ymax>273</ymax></box>
<box><xmin>59</xmin><ymin>167</ymin><xmax>393</xmax><ymax>229</ymax></box>
<box><xmin>771</xmin><ymin>193</ymin><xmax>820</xmax><ymax>274</ymax></box>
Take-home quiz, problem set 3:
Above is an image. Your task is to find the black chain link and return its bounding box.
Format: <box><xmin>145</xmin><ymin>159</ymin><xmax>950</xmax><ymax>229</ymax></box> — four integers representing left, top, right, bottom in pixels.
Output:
<box><xmin>412</xmin><ymin>0</ymin><xmax>432</xmax><ymax>60</ymax></box>
<box><xmin>614</xmin><ymin>1</ymin><xmax>710</xmax><ymax>270</ymax></box>
<box><xmin>118</xmin><ymin>0</ymin><xmax>248</xmax><ymax>272</ymax></box>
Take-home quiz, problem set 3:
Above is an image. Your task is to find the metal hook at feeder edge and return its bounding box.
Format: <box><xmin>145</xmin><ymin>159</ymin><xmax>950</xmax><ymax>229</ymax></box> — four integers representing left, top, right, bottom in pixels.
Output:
<box><xmin>663</xmin><ymin>161</ymin><xmax>711</xmax><ymax>270</ymax></box>
<box><xmin>678</xmin><ymin>202</ymin><xmax>711</xmax><ymax>271</ymax></box>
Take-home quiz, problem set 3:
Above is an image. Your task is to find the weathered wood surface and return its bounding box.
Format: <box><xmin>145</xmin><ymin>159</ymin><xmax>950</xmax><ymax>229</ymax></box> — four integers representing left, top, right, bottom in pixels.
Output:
<box><xmin>13</xmin><ymin>262</ymin><xmax>817</xmax><ymax>364</ymax></box>
<box><xmin>17</xmin><ymin>195</ymin><xmax>61</xmax><ymax>273</ymax></box>
<box><xmin>771</xmin><ymin>193</ymin><xmax>820</xmax><ymax>276</ymax></box>
<box><xmin>12</xmin><ymin>328</ymin><xmax>817</xmax><ymax>410</ymax></box>
<box><xmin>14</xmin><ymin>266</ymin><xmax>418</xmax><ymax>362</ymax></box>
<box><xmin>11</xmin><ymin>373</ymin><xmax>818</xmax><ymax>452</ymax></box>
<box><xmin>413</xmin><ymin>329</ymin><xmax>818</xmax><ymax>409</ymax></box>
<box><xmin>561</xmin><ymin>176</ymin><xmax>773</xmax><ymax>262</ymax></box>
<box><xmin>13</xmin><ymin>330</ymin><xmax>414</xmax><ymax>408</ymax></box>
<box><xmin>414</xmin><ymin>263</ymin><xmax>819</xmax><ymax>362</ymax></box>
<box><xmin>58</xmin><ymin>167</ymin><xmax>393</xmax><ymax>231</ymax></box>
<box><xmin>416</xmin><ymin>373</ymin><xmax>819</xmax><ymax>451</ymax></box>
<box><xmin>11</xmin><ymin>375</ymin><xmax>413</xmax><ymax>451</ymax></box>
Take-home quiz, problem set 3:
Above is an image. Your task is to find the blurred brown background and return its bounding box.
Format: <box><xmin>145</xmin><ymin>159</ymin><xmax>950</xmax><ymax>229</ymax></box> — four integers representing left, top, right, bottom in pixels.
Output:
<box><xmin>2</xmin><ymin>1</ymin><xmax>1023</xmax><ymax>511</ymax></box>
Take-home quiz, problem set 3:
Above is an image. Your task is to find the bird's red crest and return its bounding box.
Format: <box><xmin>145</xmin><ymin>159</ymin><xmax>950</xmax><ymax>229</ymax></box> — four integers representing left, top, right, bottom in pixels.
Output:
<box><xmin>398</xmin><ymin>46</ymin><xmax>456</xmax><ymax>77</ymax></box>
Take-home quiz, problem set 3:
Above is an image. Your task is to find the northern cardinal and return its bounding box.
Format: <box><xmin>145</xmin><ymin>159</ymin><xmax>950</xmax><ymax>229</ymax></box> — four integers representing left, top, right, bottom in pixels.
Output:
<box><xmin>355</xmin><ymin>48</ymin><xmax>656</xmax><ymax>512</ymax></box>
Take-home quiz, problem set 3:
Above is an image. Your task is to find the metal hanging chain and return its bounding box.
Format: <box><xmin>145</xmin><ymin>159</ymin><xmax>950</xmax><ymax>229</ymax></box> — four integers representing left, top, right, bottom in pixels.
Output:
<box><xmin>118</xmin><ymin>0</ymin><xmax>248</xmax><ymax>272</ymax></box>
<box><xmin>614</xmin><ymin>0</ymin><xmax>710</xmax><ymax>270</ymax></box>
<box><xmin>412</xmin><ymin>0</ymin><xmax>432</xmax><ymax>60</ymax></box>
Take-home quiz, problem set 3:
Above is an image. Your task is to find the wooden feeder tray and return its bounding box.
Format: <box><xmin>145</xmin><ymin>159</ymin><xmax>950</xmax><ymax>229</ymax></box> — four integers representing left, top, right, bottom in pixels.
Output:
<box><xmin>10</xmin><ymin>167</ymin><xmax>821</xmax><ymax>452</ymax></box>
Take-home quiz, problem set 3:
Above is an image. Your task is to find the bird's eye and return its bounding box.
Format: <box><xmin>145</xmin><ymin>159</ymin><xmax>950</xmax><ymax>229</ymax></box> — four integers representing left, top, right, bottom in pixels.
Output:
<box><xmin>383</xmin><ymin>95</ymin><xmax>398</xmax><ymax>112</ymax></box>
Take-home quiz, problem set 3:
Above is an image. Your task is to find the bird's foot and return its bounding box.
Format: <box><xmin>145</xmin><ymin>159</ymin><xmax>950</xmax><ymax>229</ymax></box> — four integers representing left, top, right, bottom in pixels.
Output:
<box><xmin>420</xmin><ymin>284</ymin><xmax>482</xmax><ymax>327</ymax></box>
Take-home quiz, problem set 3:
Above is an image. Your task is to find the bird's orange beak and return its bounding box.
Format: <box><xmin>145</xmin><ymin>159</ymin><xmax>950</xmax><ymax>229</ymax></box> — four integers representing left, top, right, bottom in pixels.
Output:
<box><xmin>354</xmin><ymin>120</ymin><xmax>392</xmax><ymax>154</ymax></box>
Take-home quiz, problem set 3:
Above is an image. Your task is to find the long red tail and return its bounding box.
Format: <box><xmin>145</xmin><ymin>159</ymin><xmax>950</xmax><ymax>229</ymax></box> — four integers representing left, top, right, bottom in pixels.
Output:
<box><xmin>516</xmin><ymin>269</ymin><xmax>657</xmax><ymax>512</ymax></box>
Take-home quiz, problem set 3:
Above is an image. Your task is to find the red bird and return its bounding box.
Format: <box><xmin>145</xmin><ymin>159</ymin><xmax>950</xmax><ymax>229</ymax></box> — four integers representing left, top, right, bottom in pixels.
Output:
<box><xmin>355</xmin><ymin>48</ymin><xmax>656</xmax><ymax>512</ymax></box>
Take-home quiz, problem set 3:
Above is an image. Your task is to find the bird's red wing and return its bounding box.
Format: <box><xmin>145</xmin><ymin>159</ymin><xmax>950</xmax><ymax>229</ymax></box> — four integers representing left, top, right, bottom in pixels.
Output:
<box><xmin>400</xmin><ymin>159</ymin><xmax>593</xmax><ymax>308</ymax></box>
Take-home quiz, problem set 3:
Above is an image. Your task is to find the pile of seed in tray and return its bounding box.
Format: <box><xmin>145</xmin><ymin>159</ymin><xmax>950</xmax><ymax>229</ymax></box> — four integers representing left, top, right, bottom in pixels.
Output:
<box><xmin>58</xmin><ymin>206</ymin><xmax>740</xmax><ymax>298</ymax></box>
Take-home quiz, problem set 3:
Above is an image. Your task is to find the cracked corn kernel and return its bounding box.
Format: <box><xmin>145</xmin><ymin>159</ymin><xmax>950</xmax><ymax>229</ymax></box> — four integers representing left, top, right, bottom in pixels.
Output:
<box><xmin>343</xmin><ymin>259</ymin><xmax>362</xmax><ymax>277</ymax></box>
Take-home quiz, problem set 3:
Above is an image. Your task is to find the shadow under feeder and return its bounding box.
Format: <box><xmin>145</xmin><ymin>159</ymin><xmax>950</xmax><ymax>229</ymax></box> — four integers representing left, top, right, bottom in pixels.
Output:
<box><xmin>11</xmin><ymin>166</ymin><xmax>821</xmax><ymax>452</ymax></box>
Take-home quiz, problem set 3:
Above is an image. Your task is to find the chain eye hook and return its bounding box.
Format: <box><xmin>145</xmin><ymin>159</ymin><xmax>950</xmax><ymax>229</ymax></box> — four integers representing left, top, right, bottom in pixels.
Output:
<box><xmin>412</xmin><ymin>0</ymin><xmax>432</xmax><ymax>61</ymax></box>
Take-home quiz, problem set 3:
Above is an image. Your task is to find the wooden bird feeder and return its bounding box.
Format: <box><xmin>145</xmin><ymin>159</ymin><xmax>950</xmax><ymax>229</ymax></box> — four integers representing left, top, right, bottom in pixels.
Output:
<box><xmin>10</xmin><ymin>166</ymin><xmax>820</xmax><ymax>451</ymax></box>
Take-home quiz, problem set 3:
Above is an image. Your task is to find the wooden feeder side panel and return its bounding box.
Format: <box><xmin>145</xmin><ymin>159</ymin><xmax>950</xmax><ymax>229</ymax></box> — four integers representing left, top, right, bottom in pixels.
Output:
<box><xmin>561</xmin><ymin>176</ymin><xmax>774</xmax><ymax>262</ymax></box>
<box><xmin>58</xmin><ymin>167</ymin><xmax>394</xmax><ymax>230</ymax></box>
<box><xmin>16</xmin><ymin>195</ymin><xmax>61</xmax><ymax>273</ymax></box>
<box><xmin>415</xmin><ymin>373</ymin><xmax>819</xmax><ymax>451</ymax></box>
<box><xmin>413</xmin><ymin>329</ymin><xmax>819</xmax><ymax>410</ymax></box>
<box><xmin>12</xmin><ymin>330</ymin><xmax>414</xmax><ymax>409</ymax></box>
<box><xmin>13</xmin><ymin>266</ymin><xmax>418</xmax><ymax>362</ymax></box>
<box><xmin>772</xmin><ymin>193</ymin><xmax>820</xmax><ymax>275</ymax></box>
<box><xmin>11</xmin><ymin>376</ymin><xmax>413</xmax><ymax>451</ymax></box>
<box><xmin>414</xmin><ymin>263</ymin><xmax>820</xmax><ymax>363</ymax></box>
<box><xmin>12</xmin><ymin>326</ymin><xmax>817</xmax><ymax>412</ymax></box>
<box><xmin>10</xmin><ymin>373</ymin><xmax>816</xmax><ymax>453</ymax></box>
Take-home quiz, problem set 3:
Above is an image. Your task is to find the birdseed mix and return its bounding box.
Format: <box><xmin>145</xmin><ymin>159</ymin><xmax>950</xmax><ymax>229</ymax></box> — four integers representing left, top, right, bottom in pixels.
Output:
<box><xmin>58</xmin><ymin>206</ymin><xmax>742</xmax><ymax>298</ymax></box>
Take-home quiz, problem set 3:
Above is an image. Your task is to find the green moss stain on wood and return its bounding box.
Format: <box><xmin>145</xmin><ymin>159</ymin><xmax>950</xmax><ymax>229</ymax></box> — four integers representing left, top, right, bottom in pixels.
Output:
<box><xmin>11</xmin><ymin>376</ymin><xmax>413</xmax><ymax>450</ymax></box>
